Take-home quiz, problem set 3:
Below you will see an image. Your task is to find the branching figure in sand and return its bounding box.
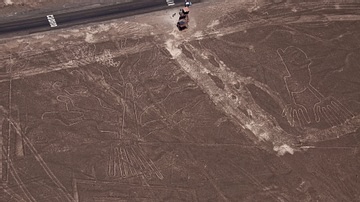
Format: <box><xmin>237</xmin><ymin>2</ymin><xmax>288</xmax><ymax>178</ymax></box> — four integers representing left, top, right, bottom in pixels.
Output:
<box><xmin>107</xmin><ymin>82</ymin><xmax>163</xmax><ymax>181</ymax></box>
<box><xmin>67</xmin><ymin>44</ymin><xmax>164</xmax><ymax>181</ymax></box>
<box><xmin>107</xmin><ymin>140</ymin><xmax>164</xmax><ymax>180</ymax></box>
<box><xmin>278</xmin><ymin>46</ymin><xmax>354</xmax><ymax>127</ymax></box>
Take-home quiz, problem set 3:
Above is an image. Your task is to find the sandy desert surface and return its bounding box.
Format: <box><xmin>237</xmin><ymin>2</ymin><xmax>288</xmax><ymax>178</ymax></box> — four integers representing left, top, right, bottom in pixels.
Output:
<box><xmin>1</xmin><ymin>0</ymin><xmax>360</xmax><ymax>201</ymax></box>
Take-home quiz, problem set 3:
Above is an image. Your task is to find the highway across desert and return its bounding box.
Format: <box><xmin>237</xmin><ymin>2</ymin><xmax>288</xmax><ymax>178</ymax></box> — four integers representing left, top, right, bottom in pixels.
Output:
<box><xmin>0</xmin><ymin>0</ymin><xmax>360</xmax><ymax>201</ymax></box>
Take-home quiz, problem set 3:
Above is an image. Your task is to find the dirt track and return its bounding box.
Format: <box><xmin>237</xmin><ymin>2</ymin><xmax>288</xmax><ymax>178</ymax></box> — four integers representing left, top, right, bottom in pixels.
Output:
<box><xmin>0</xmin><ymin>0</ymin><xmax>360</xmax><ymax>201</ymax></box>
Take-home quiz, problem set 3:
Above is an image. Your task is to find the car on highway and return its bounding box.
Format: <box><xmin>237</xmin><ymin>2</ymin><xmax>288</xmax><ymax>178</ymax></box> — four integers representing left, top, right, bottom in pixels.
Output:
<box><xmin>46</xmin><ymin>15</ymin><xmax>57</xmax><ymax>27</ymax></box>
<box><xmin>166</xmin><ymin>0</ymin><xmax>175</xmax><ymax>6</ymax></box>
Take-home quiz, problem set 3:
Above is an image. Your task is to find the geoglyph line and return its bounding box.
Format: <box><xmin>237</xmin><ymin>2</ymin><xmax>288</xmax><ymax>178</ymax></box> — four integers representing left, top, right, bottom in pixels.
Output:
<box><xmin>8</xmin><ymin>119</ymin><xmax>74</xmax><ymax>202</ymax></box>
<box><xmin>0</xmin><ymin>42</ymin><xmax>153</xmax><ymax>83</ymax></box>
<box><xmin>7</xmin><ymin>152</ymin><xmax>36</xmax><ymax>202</ymax></box>
<box><xmin>164</xmin><ymin>34</ymin><xmax>294</xmax><ymax>153</ymax></box>
<box><xmin>193</xmin><ymin>14</ymin><xmax>360</xmax><ymax>42</ymax></box>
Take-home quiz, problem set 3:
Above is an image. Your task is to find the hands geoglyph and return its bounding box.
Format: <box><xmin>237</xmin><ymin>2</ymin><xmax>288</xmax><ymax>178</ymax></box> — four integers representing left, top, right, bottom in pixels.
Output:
<box><xmin>278</xmin><ymin>46</ymin><xmax>354</xmax><ymax>127</ymax></box>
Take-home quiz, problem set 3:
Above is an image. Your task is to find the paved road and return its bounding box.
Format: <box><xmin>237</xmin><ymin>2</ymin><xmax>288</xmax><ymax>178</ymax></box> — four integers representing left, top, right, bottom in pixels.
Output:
<box><xmin>0</xmin><ymin>0</ymin><xmax>199</xmax><ymax>35</ymax></box>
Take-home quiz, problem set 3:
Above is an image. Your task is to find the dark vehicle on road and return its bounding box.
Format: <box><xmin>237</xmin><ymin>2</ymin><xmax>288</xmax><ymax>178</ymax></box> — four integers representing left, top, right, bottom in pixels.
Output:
<box><xmin>177</xmin><ymin>7</ymin><xmax>189</xmax><ymax>31</ymax></box>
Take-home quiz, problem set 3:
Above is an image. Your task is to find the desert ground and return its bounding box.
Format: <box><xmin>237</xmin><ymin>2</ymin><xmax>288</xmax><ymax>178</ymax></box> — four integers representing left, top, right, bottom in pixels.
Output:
<box><xmin>1</xmin><ymin>0</ymin><xmax>360</xmax><ymax>201</ymax></box>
